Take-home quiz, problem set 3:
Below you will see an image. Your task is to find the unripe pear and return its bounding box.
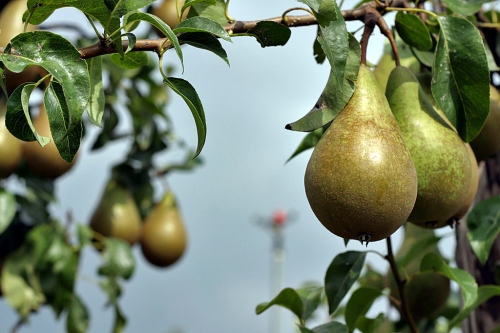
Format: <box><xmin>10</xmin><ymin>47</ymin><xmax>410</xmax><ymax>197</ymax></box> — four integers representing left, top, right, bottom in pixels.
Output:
<box><xmin>304</xmin><ymin>64</ymin><xmax>418</xmax><ymax>243</ymax></box>
<box><xmin>0</xmin><ymin>98</ymin><xmax>22</xmax><ymax>178</ymax></box>
<box><xmin>470</xmin><ymin>85</ymin><xmax>500</xmax><ymax>161</ymax></box>
<box><xmin>151</xmin><ymin>0</ymin><xmax>188</xmax><ymax>30</ymax></box>
<box><xmin>373</xmin><ymin>53</ymin><xmax>420</xmax><ymax>92</ymax></box>
<box><xmin>140</xmin><ymin>190</ymin><xmax>187</xmax><ymax>267</ymax></box>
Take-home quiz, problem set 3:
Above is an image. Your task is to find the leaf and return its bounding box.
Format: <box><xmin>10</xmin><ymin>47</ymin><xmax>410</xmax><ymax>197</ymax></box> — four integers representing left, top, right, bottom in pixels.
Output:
<box><xmin>98</xmin><ymin>238</ymin><xmax>135</xmax><ymax>280</ymax></box>
<box><xmin>86</xmin><ymin>57</ymin><xmax>105</xmax><ymax>126</ymax></box>
<box><xmin>345</xmin><ymin>287</ymin><xmax>382</xmax><ymax>332</ymax></box>
<box><xmin>449</xmin><ymin>285</ymin><xmax>500</xmax><ymax>328</ymax></box>
<box><xmin>163</xmin><ymin>77</ymin><xmax>206</xmax><ymax>156</ymax></box>
<box><xmin>247</xmin><ymin>21</ymin><xmax>291</xmax><ymax>47</ymax></box>
<box><xmin>255</xmin><ymin>288</ymin><xmax>304</xmax><ymax>322</ymax></box>
<box><xmin>420</xmin><ymin>252</ymin><xmax>478</xmax><ymax>308</ymax></box>
<box><xmin>77</xmin><ymin>224</ymin><xmax>94</xmax><ymax>247</ymax></box>
<box><xmin>440</xmin><ymin>0</ymin><xmax>490</xmax><ymax>16</ymax></box>
<box><xmin>178</xmin><ymin>32</ymin><xmax>229</xmax><ymax>65</ymax></box>
<box><xmin>296</xmin><ymin>286</ymin><xmax>324</xmax><ymax>321</ymax></box>
<box><xmin>110</xmin><ymin>52</ymin><xmax>149</xmax><ymax>69</ymax></box>
<box><xmin>286</xmin><ymin>32</ymin><xmax>360</xmax><ymax>131</ymax></box>
<box><xmin>432</xmin><ymin>16</ymin><xmax>490</xmax><ymax>142</ymax></box>
<box><xmin>189</xmin><ymin>0</ymin><xmax>228</xmax><ymax>26</ymax></box>
<box><xmin>356</xmin><ymin>313</ymin><xmax>392</xmax><ymax>333</ymax></box>
<box><xmin>173</xmin><ymin>16</ymin><xmax>231</xmax><ymax>43</ymax></box>
<box><xmin>286</xmin><ymin>125</ymin><xmax>326</xmax><ymax>162</ymax></box>
<box><xmin>395</xmin><ymin>12</ymin><xmax>432</xmax><ymax>51</ymax></box>
<box><xmin>66</xmin><ymin>294</ymin><xmax>89</xmax><ymax>333</ymax></box>
<box><xmin>104</xmin><ymin>0</ymin><xmax>156</xmax><ymax>18</ymax></box>
<box><xmin>298</xmin><ymin>0</ymin><xmax>336</xmax><ymax>26</ymax></box>
<box><xmin>0</xmin><ymin>189</ymin><xmax>16</xmax><ymax>235</ymax></box>
<box><xmin>298</xmin><ymin>321</ymin><xmax>349</xmax><ymax>333</ymax></box>
<box><xmin>112</xmin><ymin>303</ymin><xmax>127</xmax><ymax>333</ymax></box>
<box><xmin>324</xmin><ymin>251</ymin><xmax>366</xmax><ymax>314</ymax></box>
<box><xmin>466</xmin><ymin>195</ymin><xmax>500</xmax><ymax>265</ymax></box>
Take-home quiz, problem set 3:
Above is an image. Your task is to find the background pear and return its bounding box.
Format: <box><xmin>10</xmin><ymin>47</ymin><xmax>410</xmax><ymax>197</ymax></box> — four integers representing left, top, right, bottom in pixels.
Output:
<box><xmin>140</xmin><ymin>190</ymin><xmax>187</xmax><ymax>267</ymax></box>
<box><xmin>89</xmin><ymin>179</ymin><xmax>142</xmax><ymax>245</ymax></box>
<box><xmin>0</xmin><ymin>98</ymin><xmax>22</xmax><ymax>178</ymax></box>
<box><xmin>470</xmin><ymin>85</ymin><xmax>500</xmax><ymax>161</ymax></box>
<box><xmin>386</xmin><ymin>66</ymin><xmax>472</xmax><ymax>228</ymax></box>
<box><xmin>373</xmin><ymin>52</ymin><xmax>420</xmax><ymax>92</ymax></box>
<box><xmin>304</xmin><ymin>64</ymin><xmax>418</xmax><ymax>243</ymax></box>
<box><xmin>151</xmin><ymin>0</ymin><xmax>188</xmax><ymax>30</ymax></box>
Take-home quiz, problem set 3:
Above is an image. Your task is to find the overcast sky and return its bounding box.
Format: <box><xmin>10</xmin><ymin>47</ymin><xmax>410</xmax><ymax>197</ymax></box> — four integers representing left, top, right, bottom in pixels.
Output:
<box><xmin>0</xmin><ymin>1</ymin><xmax>455</xmax><ymax>332</ymax></box>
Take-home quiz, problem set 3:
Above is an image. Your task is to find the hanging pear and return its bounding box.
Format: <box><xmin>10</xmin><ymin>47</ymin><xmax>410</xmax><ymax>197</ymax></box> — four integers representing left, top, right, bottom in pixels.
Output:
<box><xmin>0</xmin><ymin>98</ymin><xmax>22</xmax><ymax>178</ymax></box>
<box><xmin>373</xmin><ymin>52</ymin><xmax>420</xmax><ymax>92</ymax></box>
<box><xmin>453</xmin><ymin>144</ymin><xmax>479</xmax><ymax>220</ymax></box>
<box><xmin>304</xmin><ymin>64</ymin><xmax>418</xmax><ymax>243</ymax></box>
<box><xmin>386</xmin><ymin>66</ymin><xmax>472</xmax><ymax>228</ymax></box>
<box><xmin>89</xmin><ymin>179</ymin><xmax>142</xmax><ymax>245</ymax></box>
<box><xmin>470</xmin><ymin>85</ymin><xmax>500</xmax><ymax>161</ymax></box>
<box><xmin>140</xmin><ymin>190</ymin><xmax>187</xmax><ymax>267</ymax></box>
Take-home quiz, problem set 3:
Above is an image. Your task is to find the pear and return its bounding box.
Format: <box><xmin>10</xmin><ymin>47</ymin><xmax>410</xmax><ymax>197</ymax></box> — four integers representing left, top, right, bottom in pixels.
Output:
<box><xmin>470</xmin><ymin>85</ymin><xmax>500</xmax><ymax>161</ymax></box>
<box><xmin>140</xmin><ymin>190</ymin><xmax>187</xmax><ymax>267</ymax></box>
<box><xmin>373</xmin><ymin>53</ymin><xmax>420</xmax><ymax>92</ymax></box>
<box><xmin>304</xmin><ymin>64</ymin><xmax>418</xmax><ymax>243</ymax></box>
<box><xmin>0</xmin><ymin>98</ymin><xmax>22</xmax><ymax>178</ymax></box>
<box><xmin>386</xmin><ymin>66</ymin><xmax>472</xmax><ymax>228</ymax></box>
<box><xmin>453</xmin><ymin>143</ymin><xmax>479</xmax><ymax>220</ymax></box>
<box><xmin>151</xmin><ymin>0</ymin><xmax>188</xmax><ymax>30</ymax></box>
<box><xmin>89</xmin><ymin>180</ymin><xmax>142</xmax><ymax>245</ymax></box>
<box><xmin>22</xmin><ymin>104</ymin><xmax>78</xmax><ymax>179</ymax></box>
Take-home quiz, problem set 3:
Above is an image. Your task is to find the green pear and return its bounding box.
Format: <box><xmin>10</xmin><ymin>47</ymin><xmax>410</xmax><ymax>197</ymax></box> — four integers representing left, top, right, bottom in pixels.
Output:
<box><xmin>304</xmin><ymin>64</ymin><xmax>418</xmax><ymax>243</ymax></box>
<box><xmin>386</xmin><ymin>66</ymin><xmax>472</xmax><ymax>228</ymax></box>
<box><xmin>470</xmin><ymin>85</ymin><xmax>500</xmax><ymax>161</ymax></box>
<box><xmin>373</xmin><ymin>53</ymin><xmax>420</xmax><ymax>92</ymax></box>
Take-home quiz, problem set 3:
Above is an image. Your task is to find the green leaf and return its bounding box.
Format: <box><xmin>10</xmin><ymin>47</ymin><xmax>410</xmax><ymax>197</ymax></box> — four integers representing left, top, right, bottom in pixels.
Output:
<box><xmin>163</xmin><ymin>77</ymin><xmax>206</xmax><ymax>156</ymax></box>
<box><xmin>86</xmin><ymin>57</ymin><xmax>105</xmax><ymax>127</ymax></box>
<box><xmin>178</xmin><ymin>32</ymin><xmax>229</xmax><ymax>65</ymax></box>
<box><xmin>466</xmin><ymin>195</ymin><xmax>500</xmax><ymax>265</ymax></box>
<box><xmin>173</xmin><ymin>16</ymin><xmax>231</xmax><ymax>43</ymax></box>
<box><xmin>449</xmin><ymin>285</ymin><xmax>500</xmax><ymax>328</ymax></box>
<box><xmin>395</xmin><ymin>12</ymin><xmax>432</xmax><ymax>51</ymax></box>
<box><xmin>324</xmin><ymin>251</ymin><xmax>366</xmax><ymax>314</ymax></box>
<box><xmin>440</xmin><ymin>0</ymin><xmax>489</xmax><ymax>16</ymax></box>
<box><xmin>356</xmin><ymin>313</ymin><xmax>392</xmax><ymax>333</ymax></box>
<box><xmin>110</xmin><ymin>52</ymin><xmax>149</xmax><ymax>69</ymax></box>
<box><xmin>189</xmin><ymin>0</ymin><xmax>228</xmax><ymax>26</ymax></box>
<box><xmin>247</xmin><ymin>21</ymin><xmax>291</xmax><ymax>47</ymax></box>
<box><xmin>0</xmin><ymin>62</ymin><xmax>7</xmax><ymax>96</ymax></box>
<box><xmin>287</xmin><ymin>126</ymin><xmax>326</xmax><ymax>162</ymax></box>
<box><xmin>432</xmin><ymin>16</ymin><xmax>490</xmax><ymax>142</ymax></box>
<box><xmin>77</xmin><ymin>224</ymin><xmax>94</xmax><ymax>247</ymax></box>
<box><xmin>112</xmin><ymin>303</ymin><xmax>127</xmax><ymax>333</ymax></box>
<box><xmin>298</xmin><ymin>321</ymin><xmax>349</xmax><ymax>333</ymax></box>
<box><xmin>104</xmin><ymin>0</ymin><xmax>156</xmax><ymax>18</ymax></box>
<box><xmin>286</xmin><ymin>32</ymin><xmax>360</xmax><ymax>131</ymax></box>
<box><xmin>296</xmin><ymin>286</ymin><xmax>324</xmax><ymax>321</ymax></box>
<box><xmin>255</xmin><ymin>288</ymin><xmax>304</xmax><ymax>322</ymax></box>
<box><xmin>345</xmin><ymin>287</ymin><xmax>382</xmax><ymax>332</ymax></box>
<box><xmin>100</xmin><ymin>277</ymin><xmax>122</xmax><ymax>304</ymax></box>
<box><xmin>420</xmin><ymin>252</ymin><xmax>478</xmax><ymax>308</ymax></box>
<box><xmin>98</xmin><ymin>238</ymin><xmax>135</xmax><ymax>280</ymax></box>
<box><xmin>44</xmin><ymin>81</ymin><xmax>82</xmax><ymax>162</ymax></box>
<box><xmin>0</xmin><ymin>189</ymin><xmax>16</xmax><ymax>235</ymax></box>
<box><xmin>298</xmin><ymin>0</ymin><xmax>336</xmax><ymax>26</ymax></box>
<box><xmin>66</xmin><ymin>294</ymin><xmax>89</xmax><ymax>333</ymax></box>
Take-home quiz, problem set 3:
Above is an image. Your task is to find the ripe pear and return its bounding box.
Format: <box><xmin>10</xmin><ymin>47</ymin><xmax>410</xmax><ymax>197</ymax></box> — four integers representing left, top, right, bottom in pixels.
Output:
<box><xmin>151</xmin><ymin>0</ymin><xmax>188</xmax><ymax>30</ymax></box>
<box><xmin>470</xmin><ymin>85</ymin><xmax>500</xmax><ymax>161</ymax></box>
<box><xmin>453</xmin><ymin>144</ymin><xmax>479</xmax><ymax>219</ymax></box>
<box><xmin>385</xmin><ymin>66</ymin><xmax>472</xmax><ymax>228</ymax></box>
<box><xmin>140</xmin><ymin>190</ymin><xmax>187</xmax><ymax>267</ymax></box>
<box><xmin>22</xmin><ymin>104</ymin><xmax>78</xmax><ymax>179</ymax></box>
<box><xmin>0</xmin><ymin>98</ymin><xmax>22</xmax><ymax>178</ymax></box>
<box><xmin>89</xmin><ymin>180</ymin><xmax>142</xmax><ymax>245</ymax></box>
<box><xmin>304</xmin><ymin>64</ymin><xmax>418</xmax><ymax>243</ymax></box>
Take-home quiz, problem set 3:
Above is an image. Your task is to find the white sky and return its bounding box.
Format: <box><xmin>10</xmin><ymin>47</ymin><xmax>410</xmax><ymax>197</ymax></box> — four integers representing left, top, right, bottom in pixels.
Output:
<box><xmin>0</xmin><ymin>1</ymin><xmax>457</xmax><ymax>332</ymax></box>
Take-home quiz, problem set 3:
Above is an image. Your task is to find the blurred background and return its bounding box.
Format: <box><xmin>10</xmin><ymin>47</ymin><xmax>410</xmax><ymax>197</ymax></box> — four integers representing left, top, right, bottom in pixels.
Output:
<box><xmin>0</xmin><ymin>1</ymin><xmax>455</xmax><ymax>332</ymax></box>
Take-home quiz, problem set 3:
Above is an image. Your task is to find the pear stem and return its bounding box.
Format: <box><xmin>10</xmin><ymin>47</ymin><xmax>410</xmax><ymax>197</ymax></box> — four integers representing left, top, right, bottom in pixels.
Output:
<box><xmin>360</xmin><ymin>13</ymin><xmax>376</xmax><ymax>65</ymax></box>
<box><xmin>376</xmin><ymin>13</ymin><xmax>400</xmax><ymax>67</ymax></box>
<box><xmin>386</xmin><ymin>236</ymin><xmax>420</xmax><ymax>333</ymax></box>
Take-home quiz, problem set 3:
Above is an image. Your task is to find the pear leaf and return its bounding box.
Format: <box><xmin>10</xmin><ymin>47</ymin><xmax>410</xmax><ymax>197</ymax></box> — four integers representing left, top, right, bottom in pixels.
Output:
<box><xmin>298</xmin><ymin>321</ymin><xmax>348</xmax><ymax>333</ymax></box>
<box><xmin>66</xmin><ymin>294</ymin><xmax>89</xmax><ymax>333</ymax></box>
<box><xmin>178</xmin><ymin>32</ymin><xmax>229</xmax><ymax>65</ymax></box>
<box><xmin>86</xmin><ymin>57</ymin><xmax>105</xmax><ymax>127</ymax></box>
<box><xmin>247</xmin><ymin>21</ymin><xmax>291</xmax><ymax>47</ymax></box>
<box><xmin>255</xmin><ymin>288</ymin><xmax>304</xmax><ymax>322</ymax></box>
<box><xmin>0</xmin><ymin>189</ymin><xmax>16</xmax><ymax>235</ymax></box>
<box><xmin>449</xmin><ymin>285</ymin><xmax>500</xmax><ymax>328</ymax></box>
<box><xmin>395</xmin><ymin>12</ymin><xmax>432</xmax><ymax>51</ymax></box>
<box><xmin>345</xmin><ymin>287</ymin><xmax>382</xmax><ymax>332</ymax></box>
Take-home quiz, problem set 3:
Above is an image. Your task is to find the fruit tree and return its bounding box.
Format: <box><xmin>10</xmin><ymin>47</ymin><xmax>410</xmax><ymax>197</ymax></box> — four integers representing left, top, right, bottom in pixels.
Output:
<box><xmin>1</xmin><ymin>0</ymin><xmax>500</xmax><ymax>332</ymax></box>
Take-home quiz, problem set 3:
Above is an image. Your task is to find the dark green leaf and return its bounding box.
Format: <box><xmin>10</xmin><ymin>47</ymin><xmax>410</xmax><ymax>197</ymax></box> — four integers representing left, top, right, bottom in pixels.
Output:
<box><xmin>296</xmin><ymin>286</ymin><xmax>323</xmax><ymax>321</ymax></box>
<box><xmin>66</xmin><ymin>294</ymin><xmax>89</xmax><ymax>333</ymax></box>
<box><xmin>173</xmin><ymin>16</ymin><xmax>231</xmax><ymax>42</ymax></box>
<box><xmin>313</xmin><ymin>36</ymin><xmax>326</xmax><ymax>64</ymax></box>
<box><xmin>298</xmin><ymin>0</ymin><xmax>336</xmax><ymax>26</ymax></box>
<box><xmin>247</xmin><ymin>21</ymin><xmax>291</xmax><ymax>47</ymax></box>
<box><xmin>432</xmin><ymin>16</ymin><xmax>490</xmax><ymax>142</ymax></box>
<box><xmin>324</xmin><ymin>251</ymin><xmax>366</xmax><ymax>314</ymax></box>
<box><xmin>105</xmin><ymin>0</ymin><xmax>156</xmax><ymax>18</ymax></box>
<box><xmin>0</xmin><ymin>62</ymin><xmax>7</xmax><ymax>96</ymax></box>
<box><xmin>163</xmin><ymin>77</ymin><xmax>206</xmax><ymax>156</ymax></box>
<box><xmin>345</xmin><ymin>287</ymin><xmax>382</xmax><ymax>332</ymax></box>
<box><xmin>466</xmin><ymin>195</ymin><xmax>500</xmax><ymax>265</ymax></box>
<box><xmin>298</xmin><ymin>321</ymin><xmax>349</xmax><ymax>333</ymax></box>
<box><xmin>420</xmin><ymin>252</ymin><xmax>478</xmax><ymax>308</ymax></box>
<box><xmin>287</xmin><ymin>126</ymin><xmax>326</xmax><ymax>162</ymax></box>
<box><xmin>110</xmin><ymin>52</ymin><xmax>149</xmax><ymax>69</ymax></box>
<box><xmin>255</xmin><ymin>288</ymin><xmax>304</xmax><ymax>322</ymax></box>
<box><xmin>98</xmin><ymin>238</ymin><xmax>135</xmax><ymax>280</ymax></box>
<box><xmin>0</xmin><ymin>189</ymin><xmax>16</xmax><ymax>235</ymax></box>
<box><xmin>86</xmin><ymin>57</ymin><xmax>105</xmax><ymax>126</ymax></box>
<box><xmin>112</xmin><ymin>303</ymin><xmax>127</xmax><ymax>333</ymax></box>
<box><xmin>178</xmin><ymin>32</ymin><xmax>229</xmax><ymax>65</ymax></box>
<box><xmin>356</xmin><ymin>313</ymin><xmax>392</xmax><ymax>333</ymax></box>
<box><xmin>440</xmin><ymin>0</ymin><xmax>489</xmax><ymax>16</ymax></box>
<box><xmin>449</xmin><ymin>285</ymin><xmax>500</xmax><ymax>327</ymax></box>
<box><xmin>395</xmin><ymin>12</ymin><xmax>432</xmax><ymax>51</ymax></box>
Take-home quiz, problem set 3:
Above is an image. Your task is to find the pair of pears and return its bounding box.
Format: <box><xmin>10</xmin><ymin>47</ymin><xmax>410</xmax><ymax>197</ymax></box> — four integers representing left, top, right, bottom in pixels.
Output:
<box><xmin>89</xmin><ymin>181</ymin><xmax>187</xmax><ymax>268</ymax></box>
<box><xmin>304</xmin><ymin>63</ymin><xmax>477</xmax><ymax>242</ymax></box>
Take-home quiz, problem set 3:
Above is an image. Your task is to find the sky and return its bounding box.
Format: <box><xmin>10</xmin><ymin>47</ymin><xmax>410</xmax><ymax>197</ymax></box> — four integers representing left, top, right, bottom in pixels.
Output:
<box><xmin>0</xmin><ymin>1</ymin><xmax>457</xmax><ymax>333</ymax></box>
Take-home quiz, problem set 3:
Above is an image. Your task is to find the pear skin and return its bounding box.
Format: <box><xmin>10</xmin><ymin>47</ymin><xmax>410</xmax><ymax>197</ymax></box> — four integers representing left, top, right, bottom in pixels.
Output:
<box><xmin>304</xmin><ymin>64</ymin><xmax>418</xmax><ymax>243</ymax></box>
<box><xmin>386</xmin><ymin>66</ymin><xmax>472</xmax><ymax>228</ymax></box>
<box><xmin>470</xmin><ymin>85</ymin><xmax>500</xmax><ymax>161</ymax></box>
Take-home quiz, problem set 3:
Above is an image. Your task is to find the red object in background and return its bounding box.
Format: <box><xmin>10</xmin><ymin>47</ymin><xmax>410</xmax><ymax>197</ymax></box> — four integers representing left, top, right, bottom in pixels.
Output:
<box><xmin>272</xmin><ymin>209</ymin><xmax>287</xmax><ymax>226</ymax></box>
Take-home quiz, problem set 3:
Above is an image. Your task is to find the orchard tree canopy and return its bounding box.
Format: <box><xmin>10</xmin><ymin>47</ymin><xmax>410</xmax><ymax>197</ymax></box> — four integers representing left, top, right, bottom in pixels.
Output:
<box><xmin>1</xmin><ymin>0</ymin><xmax>500</xmax><ymax>333</ymax></box>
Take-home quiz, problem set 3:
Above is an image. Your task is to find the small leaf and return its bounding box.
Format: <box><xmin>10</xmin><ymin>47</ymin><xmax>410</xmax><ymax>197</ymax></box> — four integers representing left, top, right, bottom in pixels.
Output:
<box><xmin>105</xmin><ymin>0</ymin><xmax>156</xmax><ymax>18</ymax></box>
<box><xmin>440</xmin><ymin>0</ymin><xmax>489</xmax><ymax>16</ymax></box>
<box><xmin>110</xmin><ymin>52</ymin><xmax>149</xmax><ymax>69</ymax></box>
<box><xmin>449</xmin><ymin>285</ymin><xmax>500</xmax><ymax>327</ymax></box>
<box><xmin>189</xmin><ymin>0</ymin><xmax>228</xmax><ymax>26</ymax></box>
<box><xmin>0</xmin><ymin>189</ymin><xmax>16</xmax><ymax>235</ymax></box>
<box><xmin>345</xmin><ymin>287</ymin><xmax>382</xmax><ymax>332</ymax></box>
<box><xmin>420</xmin><ymin>252</ymin><xmax>478</xmax><ymax>308</ymax></box>
<box><xmin>173</xmin><ymin>16</ymin><xmax>231</xmax><ymax>42</ymax></box>
<box><xmin>324</xmin><ymin>251</ymin><xmax>366</xmax><ymax>314</ymax></box>
<box><xmin>247</xmin><ymin>21</ymin><xmax>291</xmax><ymax>47</ymax></box>
<box><xmin>255</xmin><ymin>288</ymin><xmax>304</xmax><ymax>322</ymax></box>
<box><xmin>395</xmin><ymin>12</ymin><xmax>432</xmax><ymax>51</ymax></box>
<box><xmin>178</xmin><ymin>32</ymin><xmax>229</xmax><ymax>65</ymax></box>
<box><xmin>77</xmin><ymin>224</ymin><xmax>94</xmax><ymax>247</ymax></box>
<box><xmin>466</xmin><ymin>195</ymin><xmax>500</xmax><ymax>265</ymax></box>
<box><xmin>296</xmin><ymin>286</ymin><xmax>323</xmax><ymax>321</ymax></box>
<box><xmin>112</xmin><ymin>303</ymin><xmax>127</xmax><ymax>333</ymax></box>
<box><xmin>86</xmin><ymin>57</ymin><xmax>105</xmax><ymax>126</ymax></box>
<box><xmin>298</xmin><ymin>321</ymin><xmax>349</xmax><ymax>333</ymax></box>
<box><xmin>298</xmin><ymin>0</ymin><xmax>336</xmax><ymax>27</ymax></box>
<box><xmin>287</xmin><ymin>126</ymin><xmax>327</xmax><ymax>162</ymax></box>
<box><xmin>98</xmin><ymin>238</ymin><xmax>135</xmax><ymax>280</ymax></box>
<box><xmin>66</xmin><ymin>294</ymin><xmax>89</xmax><ymax>333</ymax></box>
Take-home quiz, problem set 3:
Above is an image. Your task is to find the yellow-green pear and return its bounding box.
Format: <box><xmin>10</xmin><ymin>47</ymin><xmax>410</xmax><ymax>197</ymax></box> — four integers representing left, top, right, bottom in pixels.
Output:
<box><xmin>304</xmin><ymin>64</ymin><xmax>418</xmax><ymax>243</ymax></box>
<box><xmin>386</xmin><ymin>66</ymin><xmax>472</xmax><ymax>228</ymax></box>
<box><xmin>373</xmin><ymin>53</ymin><xmax>420</xmax><ymax>92</ymax></box>
<box><xmin>140</xmin><ymin>190</ymin><xmax>187</xmax><ymax>267</ymax></box>
<box><xmin>470</xmin><ymin>85</ymin><xmax>500</xmax><ymax>161</ymax></box>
